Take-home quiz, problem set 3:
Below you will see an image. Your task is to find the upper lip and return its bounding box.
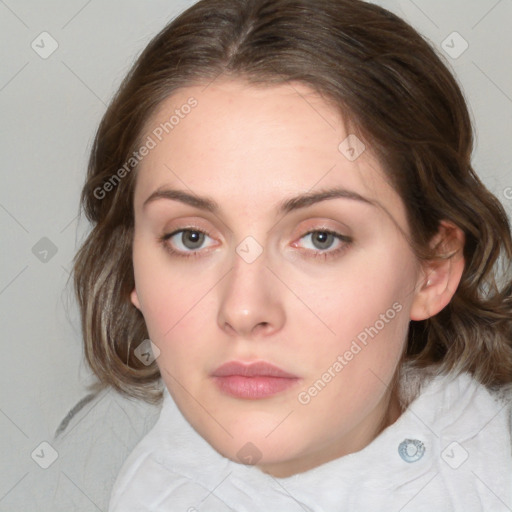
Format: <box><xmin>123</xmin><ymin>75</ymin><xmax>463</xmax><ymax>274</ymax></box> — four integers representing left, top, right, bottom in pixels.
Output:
<box><xmin>212</xmin><ymin>361</ymin><xmax>298</xmax><ymax>378</ymax></box>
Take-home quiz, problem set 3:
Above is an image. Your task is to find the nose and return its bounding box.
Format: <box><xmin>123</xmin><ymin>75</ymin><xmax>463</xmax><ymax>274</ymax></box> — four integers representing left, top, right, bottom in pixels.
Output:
<box><xmin>217</xmin><ymin>251</ymin><xmax>286</xmax><ymax>339</ymax></box>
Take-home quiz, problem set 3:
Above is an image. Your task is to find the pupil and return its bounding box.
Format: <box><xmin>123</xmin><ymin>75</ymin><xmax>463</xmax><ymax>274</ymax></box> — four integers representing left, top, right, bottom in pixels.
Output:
<box><xmin>183</xmin><ymin>230</ymin><xmax>204</xmax><ymax>249</ymax></box>
<box><xmin>313</xmin><ymin>231</ymin><xmax>333</xmax><ymax>250</ymax></box>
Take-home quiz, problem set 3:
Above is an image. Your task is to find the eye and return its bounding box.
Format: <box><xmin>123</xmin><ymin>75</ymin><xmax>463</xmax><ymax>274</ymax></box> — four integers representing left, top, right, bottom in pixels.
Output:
<box><xmin>293</xmin><ymin>229</ymin><xmax>352</xmax><ymax>259</ymax></box>
<box><xmin>301</xmin><ymin>231</ymin><xmax>338</xmax><ymax>251</ymax></box>
<box><xmin>160</xmin><ymin>228</ymin><xmax>216</xmax><ymax>257</ymax></box>
<box><xmin>160</xmin><ymin>227</ymin><xmax>351</xmax><ymax>260</ymax></box>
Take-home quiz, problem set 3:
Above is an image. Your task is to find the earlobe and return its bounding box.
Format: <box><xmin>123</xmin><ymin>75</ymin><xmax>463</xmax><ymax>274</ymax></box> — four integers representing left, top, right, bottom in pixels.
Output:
<box><xmin>130</xmin><ymin>288</ymin><xmax>141</xmax><ymax>311</ymax></box>
<box><xmin>410</xmin><ymin>221</ymin><xmax>465</xmax><ymax>321</ymax></box>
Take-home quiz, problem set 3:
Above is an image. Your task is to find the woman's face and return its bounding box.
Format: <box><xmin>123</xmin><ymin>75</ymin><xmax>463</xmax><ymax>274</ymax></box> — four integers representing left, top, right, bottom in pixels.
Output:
<box><xmin>130</xmin><ymin>79</ymin><xmax>424</xmax><ymax>477</ymax></box>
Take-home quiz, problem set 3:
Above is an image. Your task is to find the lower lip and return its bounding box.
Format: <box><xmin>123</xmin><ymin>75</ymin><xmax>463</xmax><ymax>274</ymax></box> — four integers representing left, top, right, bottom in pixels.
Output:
<box><xmin>212</xmin><ymin>375</ymin><xmax>300</xmax><ymax>399</ymax></box>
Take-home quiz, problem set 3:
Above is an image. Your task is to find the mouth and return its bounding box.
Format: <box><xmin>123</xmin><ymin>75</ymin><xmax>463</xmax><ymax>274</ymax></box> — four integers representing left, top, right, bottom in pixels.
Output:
<box><xmin>211</xmin><ymin>361</ymin><xmax>301</xmax><ymax>399</ymax></box>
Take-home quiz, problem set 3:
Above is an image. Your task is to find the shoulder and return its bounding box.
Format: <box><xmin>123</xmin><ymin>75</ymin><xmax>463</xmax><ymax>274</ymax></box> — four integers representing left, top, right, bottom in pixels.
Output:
<box><xmin>399</xmin><ymin>363</ymin><xmax>512</xmax><ymax>422</ymax></box>
<box><xmin>107</xmin><ymin>387</ymin><xmax>234</xmax><ymax>511</ymax></box>
<box><xmin>44</xmin><ymin>389</ymin><xmax>161</xmax><ymax>511</ymax></box>
<box><xmin>396</xmin><ymin>366</ymin><xmax>512</xmax><ymax>474</ymax></box>
<box><xmin>382</xmin><ymin>368</ymin><xmax>512</xmax><ymax>510</ymax></box>
<box><xmin>404</xmin><ymin>367</ymin><xmax>512</xmax><ymax>439</ymax></box>
<box><xmin>487</xmin><ymin>379</ymin><xmax>512</xmax><ymax>448</ymax></box>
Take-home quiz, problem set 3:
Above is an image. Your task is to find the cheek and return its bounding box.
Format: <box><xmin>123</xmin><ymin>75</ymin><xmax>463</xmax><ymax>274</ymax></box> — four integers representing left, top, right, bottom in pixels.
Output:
<box><xmin>132</xmin><ymin>236</ymin><xmax>208</xmax><ymax>333</ymax></box>
<box><xmin>294</xmin><ymin>271</ymin><xmax>410</xmax><ymax>432</ymax></box>
<box><xmin>132</xmin><ymin>242</ymin><xmax>220</xmax><ymax>380</ymax></box>
<box><xmin>287</xmin><ymin>245</ymin><xmax>416</xmax><ymax>407</ymax></box>
<box><xmin>135</xmin><ymin>276</ymin><xmax>211</xmax><ymax>352</ymax></box>
<box><xmin>293</xmin><ymin>244</ymin><xmax>416</xmax><ymax>345</ymax></box>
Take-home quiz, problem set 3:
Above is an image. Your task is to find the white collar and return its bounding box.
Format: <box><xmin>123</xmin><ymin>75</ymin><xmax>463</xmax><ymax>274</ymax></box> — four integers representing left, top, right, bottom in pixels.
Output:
<box><xmin>111</xmin><ymin>369</ymin><xmax>512</xmax><ymax>511</ymax></box>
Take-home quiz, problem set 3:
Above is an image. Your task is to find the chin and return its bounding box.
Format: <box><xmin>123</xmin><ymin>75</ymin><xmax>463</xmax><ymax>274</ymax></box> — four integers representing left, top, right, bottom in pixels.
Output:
<box><xmin>209</xmin><ymin>430</ymin><xmax>300</xmax><ymax>469</ymax></box>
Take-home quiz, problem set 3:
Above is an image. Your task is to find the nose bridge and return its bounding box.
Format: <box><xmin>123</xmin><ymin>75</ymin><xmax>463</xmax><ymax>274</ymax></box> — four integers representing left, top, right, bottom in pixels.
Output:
<box><xmin>217</xmin><ymin>242</ymin><xmax>285</xmax><ymax>338</ymax></box>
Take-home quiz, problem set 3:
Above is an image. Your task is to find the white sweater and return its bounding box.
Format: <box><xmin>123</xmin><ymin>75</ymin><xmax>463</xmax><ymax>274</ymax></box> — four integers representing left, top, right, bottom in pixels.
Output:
<box><xmin>109</xmin><ymin>370</ymin><xmax>512</xmax><ymax>511</ymax></box>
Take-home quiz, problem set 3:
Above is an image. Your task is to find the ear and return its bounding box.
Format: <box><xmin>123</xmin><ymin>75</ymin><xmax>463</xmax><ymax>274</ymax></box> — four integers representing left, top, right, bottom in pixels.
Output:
<box><xmin>130</xmin><ymin>288</ymin><xmax>142</xmax><ymax>311</ymax></box>
<box><xmin>410</xmin><ymin>221</ymin><xmax>465</xmax><ymax>321</ymax></box>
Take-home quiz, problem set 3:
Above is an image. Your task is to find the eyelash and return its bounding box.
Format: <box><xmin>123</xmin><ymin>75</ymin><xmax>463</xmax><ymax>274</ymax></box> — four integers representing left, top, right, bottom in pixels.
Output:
<box><xmin>158</xmin><ymin>227</ymin><xmax>352</xmax><ymax>261</ymax></box>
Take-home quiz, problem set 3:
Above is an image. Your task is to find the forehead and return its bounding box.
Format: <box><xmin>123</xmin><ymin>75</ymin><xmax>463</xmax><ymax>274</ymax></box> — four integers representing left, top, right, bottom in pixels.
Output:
<box><xmin>133</xmin><ymin>79</ymin><xmax>406</xmax><ymax>226</ymax></box>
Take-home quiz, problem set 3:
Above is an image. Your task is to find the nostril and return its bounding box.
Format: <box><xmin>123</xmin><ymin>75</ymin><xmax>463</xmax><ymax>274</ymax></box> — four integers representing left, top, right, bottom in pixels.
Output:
<box><xmin>254</xmin><ymin>321</ymin><xmax>270</xmax><ymax>333</ymax></box>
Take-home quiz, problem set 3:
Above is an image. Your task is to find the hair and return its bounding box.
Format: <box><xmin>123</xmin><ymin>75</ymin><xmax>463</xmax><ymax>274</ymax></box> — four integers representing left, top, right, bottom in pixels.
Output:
<box><xmin>73</xmin><ymin>0</ymin><xmax>512</xmax><ymax>405</ymax></box>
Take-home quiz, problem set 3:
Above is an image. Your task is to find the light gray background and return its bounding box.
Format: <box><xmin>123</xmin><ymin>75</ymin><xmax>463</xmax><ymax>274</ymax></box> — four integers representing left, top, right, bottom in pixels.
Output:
<box><xmin>1</xmin><ymin>0</ymin><xmax>511</xmax><ymax>510</ymax></box>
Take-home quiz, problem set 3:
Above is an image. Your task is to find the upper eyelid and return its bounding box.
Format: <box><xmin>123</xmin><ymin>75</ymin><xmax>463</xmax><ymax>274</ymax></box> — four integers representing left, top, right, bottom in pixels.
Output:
<box><xmin>163</xmin><ymin>227</ymin><xmax>212</xmax><ymax>238</ymax></box>
<box><xmin>292</xmin><ymin>229</ymin><xmax>351</xmax><ymax>248</ymax></box>
<box><xmin>164</xmin><ymin>226</ymin><xmax>347</xmax><ymax>237</ymax></box>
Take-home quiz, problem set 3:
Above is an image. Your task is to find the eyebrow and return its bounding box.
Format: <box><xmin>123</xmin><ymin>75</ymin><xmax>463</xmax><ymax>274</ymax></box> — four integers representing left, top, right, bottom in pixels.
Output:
<box><xmin>142</xmin><ymin>186</ymin><xmax>377</xmax><ymax>214</ymax></box>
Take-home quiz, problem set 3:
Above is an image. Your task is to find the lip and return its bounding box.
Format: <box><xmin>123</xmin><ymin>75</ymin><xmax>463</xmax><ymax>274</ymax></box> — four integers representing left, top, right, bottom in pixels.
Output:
<box><xmin>212</xmin><ymin>361</ymin><xmax>298</xmax><ymax>378</ymax></box>
<box><xmin>211</xmin><ymin>361</ymin><xmax>300</xmax><ymax>399</ymax></box>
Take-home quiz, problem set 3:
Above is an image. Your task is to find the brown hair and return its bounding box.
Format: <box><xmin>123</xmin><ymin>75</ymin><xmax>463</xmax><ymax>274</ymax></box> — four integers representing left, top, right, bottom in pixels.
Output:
<box><xmin>73</xmin><ymin>0</ymin><xmax>512</xmax><ymax>404</ymax></box>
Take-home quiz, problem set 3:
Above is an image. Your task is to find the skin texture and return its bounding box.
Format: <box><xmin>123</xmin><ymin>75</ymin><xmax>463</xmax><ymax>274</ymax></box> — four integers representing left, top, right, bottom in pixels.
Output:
<box><xmin>130</xmin><ymin>79</ymin><xmax>465</xmax><ymax>477</ymax></box>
